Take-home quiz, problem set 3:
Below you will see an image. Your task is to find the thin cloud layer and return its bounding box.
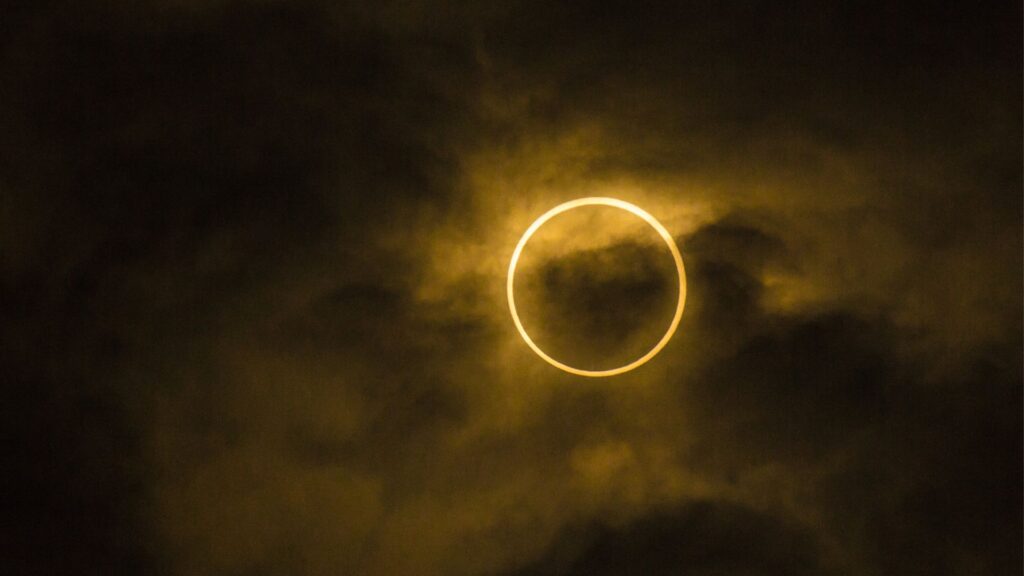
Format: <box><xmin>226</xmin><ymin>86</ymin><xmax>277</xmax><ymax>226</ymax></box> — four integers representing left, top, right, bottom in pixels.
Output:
<box><xmin>1</xmin><ymin>1</ymin><xmax>1019</xmax><ymax>575</ymax></box>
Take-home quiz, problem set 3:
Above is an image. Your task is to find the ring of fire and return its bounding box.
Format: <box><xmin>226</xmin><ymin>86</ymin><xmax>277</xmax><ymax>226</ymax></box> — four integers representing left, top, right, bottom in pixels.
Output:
<box><xmin>507</xmin><ymin>197</ymin><xmax>687</xmax><ymax>377</ymax></box>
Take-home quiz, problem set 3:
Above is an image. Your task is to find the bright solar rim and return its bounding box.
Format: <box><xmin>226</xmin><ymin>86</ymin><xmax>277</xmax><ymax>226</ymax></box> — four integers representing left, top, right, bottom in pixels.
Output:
<box><xmin>507</xmin><ymin>197</ymin><xmax>687</xmax><ymax>377</ymax></box>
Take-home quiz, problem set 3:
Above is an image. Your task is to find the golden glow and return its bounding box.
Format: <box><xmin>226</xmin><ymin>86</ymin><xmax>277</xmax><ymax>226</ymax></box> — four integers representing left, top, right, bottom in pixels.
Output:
<box><xmin>507</xmin><ymin>197</ymin><xmax>687</xmax><ymax>377</ymax></box>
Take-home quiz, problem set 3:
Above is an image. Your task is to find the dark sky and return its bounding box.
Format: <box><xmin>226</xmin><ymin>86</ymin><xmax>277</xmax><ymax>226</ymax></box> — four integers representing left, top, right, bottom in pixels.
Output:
<box><xmin>2</xmin><ymin>1</ymin><xmax>1020</xmax><ymax>575</ymax></box>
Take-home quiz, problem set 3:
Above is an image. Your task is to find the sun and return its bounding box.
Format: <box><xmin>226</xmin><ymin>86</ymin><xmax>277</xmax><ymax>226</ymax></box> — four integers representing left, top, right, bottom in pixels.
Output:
<box><xmin>507</xmin><ymin>197</ymin><xmax>687</xmax><ymax>377</ymax></box>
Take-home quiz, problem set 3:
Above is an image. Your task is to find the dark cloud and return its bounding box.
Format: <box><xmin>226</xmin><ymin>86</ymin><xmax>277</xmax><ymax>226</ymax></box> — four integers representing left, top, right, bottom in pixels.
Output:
<box><xmin>511</xmin><ymin>500</ymin><xmax>832</xmax><ymax>576</ymax></box>
<box><xmin>1</xmin><ymin>1</ymin><xmax>1019</xmax><ymax>575</ymax></box>
<box><xmin>516</xmin><ymin>238</ymin><xmax>678</xmax><ymax>370</ymax></box>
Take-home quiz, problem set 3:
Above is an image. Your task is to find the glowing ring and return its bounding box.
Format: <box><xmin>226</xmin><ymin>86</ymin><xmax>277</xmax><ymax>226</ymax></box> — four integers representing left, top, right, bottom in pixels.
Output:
<box><xmin>507</xmin><ymin>197</ymin><xmax>686</xmax><ymax>377</ymax></box>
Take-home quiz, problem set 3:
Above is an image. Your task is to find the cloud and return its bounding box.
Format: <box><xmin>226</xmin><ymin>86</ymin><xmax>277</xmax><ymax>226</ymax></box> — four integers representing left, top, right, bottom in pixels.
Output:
<box><xmin>1</xmin><ymin>1</ymin><xmax>1019</xmax><ymax>575</ymax></box>
<box><xmin>516</xmin><ymin>237</ymin><xmax>678</xmax><ymax>370</ymax></box>
<box><xmin>510</xmin><ymin>500</ymin><xmax>833</xmax><ymax>576</ymax></box>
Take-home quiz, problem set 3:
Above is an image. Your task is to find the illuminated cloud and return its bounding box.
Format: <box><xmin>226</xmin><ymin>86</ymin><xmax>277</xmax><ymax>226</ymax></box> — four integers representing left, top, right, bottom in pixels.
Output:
<box><xmin>1</xmin><ymin>2</ymin><xmax>1019</xmax><ymax>575</ymax></box>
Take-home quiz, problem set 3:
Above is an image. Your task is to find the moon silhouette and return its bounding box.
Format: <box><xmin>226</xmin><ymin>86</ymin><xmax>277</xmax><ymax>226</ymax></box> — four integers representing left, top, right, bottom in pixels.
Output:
<box><xmin>507</xmin><ymin>197</ymin><xmax>687</xmax><ymax>377</ymax></box>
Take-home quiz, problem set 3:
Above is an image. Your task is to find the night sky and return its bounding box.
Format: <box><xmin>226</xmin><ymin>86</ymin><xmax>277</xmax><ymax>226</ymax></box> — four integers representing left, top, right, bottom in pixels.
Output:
<box><xmin>2</xmin><ymin>2</ymin><xmax>1021</xmax><ymax>575</ymax></box>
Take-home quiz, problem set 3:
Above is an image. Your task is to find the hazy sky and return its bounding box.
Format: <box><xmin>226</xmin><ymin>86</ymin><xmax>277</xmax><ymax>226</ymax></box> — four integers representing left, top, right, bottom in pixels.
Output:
<box><xmin>2</xmin><ymin>2</ymin><xmax>1020</xmax><ymax>575</ymax></box>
